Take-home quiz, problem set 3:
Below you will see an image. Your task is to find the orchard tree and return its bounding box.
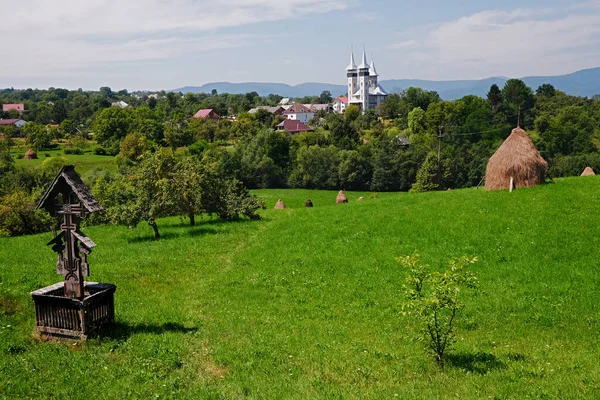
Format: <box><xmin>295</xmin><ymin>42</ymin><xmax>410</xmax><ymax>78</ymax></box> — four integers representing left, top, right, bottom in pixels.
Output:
<box><xmin>93</xmin><ymin>106</ymin><xmax>131</xmax><ymax>149</ymax></box>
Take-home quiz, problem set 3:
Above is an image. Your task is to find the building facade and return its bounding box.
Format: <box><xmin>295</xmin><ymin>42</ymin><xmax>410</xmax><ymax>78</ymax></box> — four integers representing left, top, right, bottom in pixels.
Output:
<box><xmin>346</xmin><ymin>49</ymin><xmax>388</xmax><ymax>112</ymax></box>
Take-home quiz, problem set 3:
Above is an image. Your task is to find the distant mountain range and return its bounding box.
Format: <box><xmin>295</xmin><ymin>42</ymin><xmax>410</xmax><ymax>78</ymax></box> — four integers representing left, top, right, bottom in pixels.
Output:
<box><xmin>171</xmin><ymin>68</ymin><xmax>600</xmax><ymax>100</ymax></box>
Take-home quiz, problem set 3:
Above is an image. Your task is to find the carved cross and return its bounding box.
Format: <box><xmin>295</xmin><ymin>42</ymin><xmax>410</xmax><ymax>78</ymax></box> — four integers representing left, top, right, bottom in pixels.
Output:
<box><xmin>50</xmin><ymin>198</ymin><xmax>93</xmax><ymax>299</ymax></box>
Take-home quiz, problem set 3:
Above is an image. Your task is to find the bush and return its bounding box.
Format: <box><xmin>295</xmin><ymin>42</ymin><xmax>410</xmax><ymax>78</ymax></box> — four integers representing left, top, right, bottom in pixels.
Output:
<box><xmin>400</xmin><ymin>253</ymin><xmax>478</xmax><ymax>368</ymax></box>
<box><xmin>93</xmin><ymin>146</ymin><xmax>108</xmax><ymax>156</ymax></box>
<box><xmin>188</xmin><ymin>140</ymin><xmax>208</xmax><ymax>156</ymax></box>
<box><xmin>63</xmin><ymin>148</ymin><xmax>83</xmax><ymax>155</ymax></box>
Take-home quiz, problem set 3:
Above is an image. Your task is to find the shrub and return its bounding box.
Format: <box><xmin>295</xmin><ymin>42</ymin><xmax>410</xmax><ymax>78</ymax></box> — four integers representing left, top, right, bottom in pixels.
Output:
<box><xmin>400</xmin><ymin>253</ymin><xmax>478</xmax><ymax>368</ymax></box>
<box><xmin>63</xmin><ymin>148</ymin><xmax>83</xmax><ymax>155</ymax></box>
<box><xmin>188</xmin><ymin>140</ymin><xmax>208</xmax><ymax>156</ymax></box>
<box><xmin>93</xmin><ymin>146</ymin><xmax>108</xmax><ymax>156</ymax></box>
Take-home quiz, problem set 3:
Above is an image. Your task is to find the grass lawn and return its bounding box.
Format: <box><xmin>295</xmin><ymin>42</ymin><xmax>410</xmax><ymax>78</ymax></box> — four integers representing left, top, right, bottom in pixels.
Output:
<box><xmin>9</xmin><ymin>139</ymin><xmax>117</xmax><ymax>174</ymax></box>
<box><xmin>1</xmin><ymin>178</ymin><xmax>600</xmax><ymax>398</ymax></box>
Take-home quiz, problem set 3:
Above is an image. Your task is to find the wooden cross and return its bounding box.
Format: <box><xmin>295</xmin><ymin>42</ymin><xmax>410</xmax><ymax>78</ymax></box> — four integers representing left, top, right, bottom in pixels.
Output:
<box><xmin>50</xmin><ymin>197</ymin><xmax>93</xmax><ymax>299</ymax></box>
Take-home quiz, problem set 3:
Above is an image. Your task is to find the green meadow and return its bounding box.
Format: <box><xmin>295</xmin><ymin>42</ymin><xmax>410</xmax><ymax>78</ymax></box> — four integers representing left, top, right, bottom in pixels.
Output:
<box><xmin>1</xmin><ymin>178</ymin><xmax>600</xmax><ymax>399</ymax></box>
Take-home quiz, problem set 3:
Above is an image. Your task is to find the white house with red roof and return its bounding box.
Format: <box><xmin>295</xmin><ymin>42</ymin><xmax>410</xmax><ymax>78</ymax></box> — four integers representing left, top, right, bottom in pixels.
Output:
<box><xmin>282</xmin><ymin>103</ymin><xmax>314</xmax><ymax>124</ymax></box>
<box><xmin>193</xmin><ymin>109</ymin><xmax>220</xmax><ymax>120</ymax></box>
<box><xmin>0</xmin><ymin>118</ymin><xmax>26</xmax><ymax>128</ymax></box>
<box><xmin>332</xmin><ymin>96</ymin><xmax>348</xmax><ymax>114</ymax></box>
<box><xmin>2</xmin><ymin>104</ymin><xmax>25</xmax><ymax>113</ymax></box>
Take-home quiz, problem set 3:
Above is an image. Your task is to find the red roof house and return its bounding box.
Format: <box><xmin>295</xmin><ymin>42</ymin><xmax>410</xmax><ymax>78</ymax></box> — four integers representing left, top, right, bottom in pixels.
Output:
<box><xmin>193</xmin><ymin>109</ymin><xmax>220</xmax><ymax>120</ymax></box>
<box><xmin>276</xmin><ymin>119</ymin><xmax>313</xmax><ymax>133</ymax></box>
<box><xmin>3</xmin><ymin>104</ymin><xmax>24</xmax><ymax>113</ymax></box>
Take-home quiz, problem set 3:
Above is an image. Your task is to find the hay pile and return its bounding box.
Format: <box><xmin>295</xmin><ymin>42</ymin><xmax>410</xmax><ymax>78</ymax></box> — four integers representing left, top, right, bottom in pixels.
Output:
<box><xmin>336</xmin><ymin>190</ymin><xmax>348</xmax><ymax>204</ymax></box>
<box><xmin>24</xmin><ymin>149</ymin><xmax>38</xmax><ymax>160</ymax></box>
<box><xmin>305</xmin><ymin>199</ymin><xmax>313</xmax><ymax>207</ymax></box>
<box><xmin>274</xmin><ymin>199</ymin><xmax>286</xmax><ymax>209</ymax></box>
<box><xmin>581</xmin><ymin>167</ymin><xmax>595</xmax><ymax>176</ymax></box>
<box><xmin>485</xmin><ymin>127</ymin><xmax>547</xmax><ymax>191</ymax></box>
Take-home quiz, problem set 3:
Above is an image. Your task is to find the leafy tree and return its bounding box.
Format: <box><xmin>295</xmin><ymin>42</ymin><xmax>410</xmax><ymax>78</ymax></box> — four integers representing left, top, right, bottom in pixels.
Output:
<box><xmin>328</xmin><ymin>113</ymin><xmax>359</xmax><ymax>150</ymax></box>
<box><xmin>59</xmin><ymin>119</ymin><xmax>77</xmax><ymax>136</ymax></box>
<box><xmin>487</xmin><ymin>84</ymin><xmax>503</xmax><ymax>112</ymax></box>
<box><xmin>338</xmin><ymin>149</ymin><xmax>372</xmax><ymax>190</ymax></box>
<box><xmin>119</xmin><ymin>133</ymin><xmax>147</xmax><ymax>161</ymax></box>
<box><xmin>502</xmin><ymin>79</ymin><xmax>534</xmax><ymax>127</ymax></box>
<box><xmin>536</xmin><ymin>84</ymin><xmax>556</xmax><ymax>98</ymax></box>
<box><xmin>254</xmin><ymin>109</ymin><xmax>274</xmax><ymax>128</ymax></box>
<box><xmin>23</xmin><ymin>123</ymin><xmax>52</xmax><ymax>150</ymax></box>
<box><xmin>400</xmin><ymin>253</ymin><xmax>478</xmax><ymax>368</ymax></box>
<box><xmin>344</xmin><ymin>104</ymin><xmax>360</xmax><ymax>122</ymax></box>
<box><xmin>0</xmin><ymin>190</ymin><xmax>53</xmax><ymax>237</ymax></box>
<box><xmin>0</xmin><ymin>141</ymin><xmax>14</xmax><ymax>174</ymax></box>
<box><xmin>318</xmin><ymin>90</ymin><xmax>333</xmax><ymax>104</ymax></box>
<box><xmin>411</xmin><ymin>152</ymin><xmax>441</xmax><ymax>193</ymax></box>
<box><xmin>289</xmin><ymin>145</ymin><xmax>339</xmax><ymax>189</ymax></box>
<box><xmin>93</xmin><ymin>106</ymin><xmax>131</xmax><ymax>149</ymax></box>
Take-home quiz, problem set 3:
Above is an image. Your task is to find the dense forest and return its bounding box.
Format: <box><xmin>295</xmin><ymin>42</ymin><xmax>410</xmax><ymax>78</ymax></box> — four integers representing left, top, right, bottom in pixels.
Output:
<box><xmin>1</xmin><ymin>79</ymin><xmax>599</xmax><ymax>236</ymax></box>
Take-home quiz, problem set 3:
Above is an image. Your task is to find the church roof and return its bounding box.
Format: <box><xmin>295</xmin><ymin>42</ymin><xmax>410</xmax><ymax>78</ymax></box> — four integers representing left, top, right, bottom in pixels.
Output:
<box><xmin>346</xmin><ymin>51</ymin><xmax>357</xmax><ymax>71</ymax></box>
<box><xmin>358</xmin><ymin>48</ymin><xmax>369</xmax><ymax>69</ymax></box>
<box><xmin>369</xmin><ymin>59</ymin><xmax>379</xmax><ymax>77</ymax></box>
<box><xmin>369</xmin><ymin>85</ymin><xmax>388</xmax><ymax>96</ymax></box>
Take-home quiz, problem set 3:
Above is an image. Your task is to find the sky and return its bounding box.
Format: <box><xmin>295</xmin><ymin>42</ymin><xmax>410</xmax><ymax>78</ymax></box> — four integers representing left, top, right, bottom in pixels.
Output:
<box><xmin>1</xmin><ymin>0</ymin><xmax>600</xmax><ymax>91</ymax></box>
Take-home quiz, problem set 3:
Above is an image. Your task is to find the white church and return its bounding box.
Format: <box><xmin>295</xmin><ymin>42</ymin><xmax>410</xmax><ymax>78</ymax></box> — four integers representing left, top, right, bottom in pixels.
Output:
<box><xmin>346</xmin><ymin>48</ymin><xmax>388</xmax><ymax>111</ymax></box>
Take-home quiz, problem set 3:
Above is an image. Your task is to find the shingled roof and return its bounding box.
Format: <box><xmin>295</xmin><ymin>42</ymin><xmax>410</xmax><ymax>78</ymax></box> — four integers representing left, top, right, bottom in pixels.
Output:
<box><xmin>37</xmin><ymin>165</ymin><xmax>103</xmax><ymax>216</ymax></box>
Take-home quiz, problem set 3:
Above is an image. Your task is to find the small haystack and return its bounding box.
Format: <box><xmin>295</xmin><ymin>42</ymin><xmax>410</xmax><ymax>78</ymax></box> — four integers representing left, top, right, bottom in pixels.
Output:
<box><xmin>357</xmin><ymin>197</ymin><xmax>364</xmax><ymax>201</ymax></box>
<box><xmin>274</xmin><ymin>199</ymin><xmax>287</xmax><ymax>209</ymax></box>
<box><xmin>24</xmin><ymin>149</ymin><xmax>38</xmax><ymax>160</ymax></box>
<box><xmin>485</xmin><ymin>127</ymin><xmax>547</xmax><ymax>191</ymax></box>
<box><xmin>581</xmin><ymin>167</ymin><xmax>596</xmax><ymax>176</ymax></box>
<box><xmin>336</xmin><ymin>190</ymin><xmax>348</xmax><ymax>204</ymax></box>
<box><xmin>305</xmin><ymin>199</ymin><xmax>313</xmax><ymax>207</ymax></box>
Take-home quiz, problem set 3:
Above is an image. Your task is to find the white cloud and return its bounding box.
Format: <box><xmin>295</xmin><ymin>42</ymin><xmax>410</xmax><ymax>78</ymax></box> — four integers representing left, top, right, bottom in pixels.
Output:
<box><xmin>0</xmin><ymin>0</ymin><xmax>349</xmax><ymax>79</ymax></box>
<box><xmin>388</xmin><ymin>4</ymin><xmax>600</xmax><ymax>79</ymax></box>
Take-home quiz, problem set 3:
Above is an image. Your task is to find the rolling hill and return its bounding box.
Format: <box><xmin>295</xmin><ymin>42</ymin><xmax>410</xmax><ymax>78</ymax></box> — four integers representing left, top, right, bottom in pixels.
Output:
<box><xmin>172</xmin><ymin>67</ymin><xmax>600</xmax><ymax>100</ymax></box>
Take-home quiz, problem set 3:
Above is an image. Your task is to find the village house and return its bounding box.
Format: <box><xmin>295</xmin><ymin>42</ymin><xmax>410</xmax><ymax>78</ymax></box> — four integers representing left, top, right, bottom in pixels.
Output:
<box><xmin>276</xmin><ymin>119</ymin><xmax>313</xmax><ymax>134</ymax></box>
<box><xmin>332</xmin><ymin>96</ymin><xmax>349</xmax><ymax>114</ymax></box>
<box><xmin>193</xmin><ymin>109</ymin><xmax>221</xmax><ymax>120</ymax></box>
<box><xmin>304</xmin><ymin>104</ymin><xmax>333</xmax><ymax>114</ymax></box>
<box><xmin>248</xmin><ymin>106</ymin><xmax>285</xmax><ymax>116</ymax></box>
<box><xmin>282</xmin><ymin>103</ymin><xmax>314</xmax><ymax>124</ymax></box>
<box><xmin>0</xmin><ymin>118</ymin><xmax>26</xmax><ymax>128</ymax></box>
<box><xmin>2</xmin><ymin>104</ymin><xmax>25</xmax><ymax>113</ymax></box>
<box><xmin>111</xmin><ymin>101</ymin><xmax>129</xmax><ymax>109</ymax></box>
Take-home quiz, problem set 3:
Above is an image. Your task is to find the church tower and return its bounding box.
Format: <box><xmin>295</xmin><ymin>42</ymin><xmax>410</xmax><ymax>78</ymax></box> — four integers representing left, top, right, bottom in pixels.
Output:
<box><xmin>346</xmin><ymin>50</ymin><xmax>357</xmax><ymax>104</ymax></box>
<box><xmin>357</xmin><ymin>48</ymin><xmax>369</xmax><ymax>111</ymax></box>
<box><xmin>346</xmin><ymin>47</ymin><xmax>388</xmax><ymax>112</ymax></box>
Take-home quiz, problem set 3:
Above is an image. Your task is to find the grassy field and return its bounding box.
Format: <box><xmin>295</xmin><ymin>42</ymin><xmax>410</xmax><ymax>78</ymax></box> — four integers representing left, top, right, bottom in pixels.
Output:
<box><xmin>9</xmin><ymin>140</ymin><xmax>117</xmax><ymax>174</ymax></box>
<box><xmin>1</xmin><ymin>179</ymin><xmax>600</xmax><ymax>398</ymax></box>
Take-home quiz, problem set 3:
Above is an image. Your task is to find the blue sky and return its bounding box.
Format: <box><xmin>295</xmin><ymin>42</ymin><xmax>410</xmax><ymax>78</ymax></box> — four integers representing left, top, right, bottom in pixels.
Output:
<box><xmin>1</xmin><ymin>0</ymin><xmax>599</xmax><ymax>91</ymax></box>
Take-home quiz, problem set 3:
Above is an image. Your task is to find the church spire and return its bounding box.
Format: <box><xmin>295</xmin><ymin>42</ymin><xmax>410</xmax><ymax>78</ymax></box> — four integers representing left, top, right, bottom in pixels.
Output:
<box><xmin>369</xmin><ymin>59</ymin><xmax>379</xmax><ymax>76</ymax></box>
<box><xmin>346</xmin><ymin>49</ymin><xmax>357</xmax><ymax>71</ymax></box>
<box><xmin>358</xmin><ymin>47</ymin><xmax>369</xmax><ymax>69</ymax></box>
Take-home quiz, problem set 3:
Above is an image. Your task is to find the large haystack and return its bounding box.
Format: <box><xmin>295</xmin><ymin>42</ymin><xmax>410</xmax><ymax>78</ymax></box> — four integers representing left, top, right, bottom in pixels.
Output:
<box><xmin>24</xmin><ymin>149</ymin><xmax>38</xmax><ymax>160</ymax></box>
<box><xmin>581</xmin><ymin>167</ymin><xmax>595</xmax><ymax>176</ymax></box>
<box><xmin>485</xmin><ymin>127</ymin><xmax>547</xmax><ymax>191</ymax></box>
<box><xmin>336</xmin><ymin>190</ymin><xmax>348</xmax><ymax>204</ymax></box>
<box><xmin>274</xmin><ymin>199</ymin><xmax>287</xmax><ymax>209</ymax></box>
<box><xmin>305</xmin><ymin>199</ymin><xmax>313</xmax><ymax>207</ymax></box>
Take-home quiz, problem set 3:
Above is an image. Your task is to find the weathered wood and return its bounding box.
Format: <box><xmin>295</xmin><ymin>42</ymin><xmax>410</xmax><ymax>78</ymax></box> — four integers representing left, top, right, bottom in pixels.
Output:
<box><xmin>31</xmin><ymin>282</ymin><xmax>116</xmax><ymax>340</ymax></box>
<box><xmin>31</xmin><ymin>166</ymin><xmax>116</xmax><ymax>340</ymax></box>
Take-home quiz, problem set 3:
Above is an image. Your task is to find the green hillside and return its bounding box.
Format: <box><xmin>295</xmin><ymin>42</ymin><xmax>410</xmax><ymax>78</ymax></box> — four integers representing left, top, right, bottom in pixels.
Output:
<box><xmin>1</xmin><ymin>178</ymin><xmax>600</xmax><ymax>398</ymax></box>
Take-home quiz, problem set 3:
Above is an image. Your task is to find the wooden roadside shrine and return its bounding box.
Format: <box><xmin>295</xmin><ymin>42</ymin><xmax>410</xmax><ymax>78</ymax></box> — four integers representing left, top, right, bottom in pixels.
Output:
<box><xmin>30</xmin><ymin>165</ymin><xmax>116</xmax><ymax>340</ymax></box>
